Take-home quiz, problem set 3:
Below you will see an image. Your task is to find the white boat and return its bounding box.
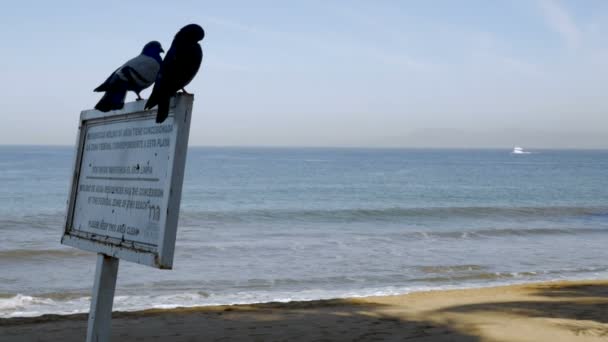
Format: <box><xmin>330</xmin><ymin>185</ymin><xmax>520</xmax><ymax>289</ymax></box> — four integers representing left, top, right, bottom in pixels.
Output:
<box><xmin>511</xmin><ymin>146</ymin><xmax>530</xmax><ymax>154</ymax></box>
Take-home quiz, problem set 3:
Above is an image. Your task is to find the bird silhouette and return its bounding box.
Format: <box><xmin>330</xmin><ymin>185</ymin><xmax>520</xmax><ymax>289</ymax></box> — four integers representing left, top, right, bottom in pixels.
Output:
<box><xmin>94</xmin><ymin>41</ymin><xmax>164</xmax><ymax>112</ymax></box>
<box><xmin>145</xmin><ymin>24</ymin><xmax>204</xmax><ymax>123</ymax></box>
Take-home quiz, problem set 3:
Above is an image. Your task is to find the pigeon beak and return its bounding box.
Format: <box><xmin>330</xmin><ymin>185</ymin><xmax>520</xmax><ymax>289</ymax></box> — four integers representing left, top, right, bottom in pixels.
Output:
<box><xmin>160</xmin><ymin>48</ymin><xmax>165</xmax><ymax>53</ymax></box>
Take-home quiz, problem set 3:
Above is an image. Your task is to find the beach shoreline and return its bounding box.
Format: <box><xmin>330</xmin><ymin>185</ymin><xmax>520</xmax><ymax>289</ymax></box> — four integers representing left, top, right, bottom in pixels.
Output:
<box><xmin>3</xmin><ymin>279</ymin><xmax>608</xmax><ymax>341</ymax></box>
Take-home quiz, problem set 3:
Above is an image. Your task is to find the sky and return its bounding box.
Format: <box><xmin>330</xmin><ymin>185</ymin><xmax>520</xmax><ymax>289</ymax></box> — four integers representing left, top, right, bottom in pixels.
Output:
<box><xmin>1</xmin><ymin>0</ymin><xmax>607</xmax><ymax>148</ymax></box>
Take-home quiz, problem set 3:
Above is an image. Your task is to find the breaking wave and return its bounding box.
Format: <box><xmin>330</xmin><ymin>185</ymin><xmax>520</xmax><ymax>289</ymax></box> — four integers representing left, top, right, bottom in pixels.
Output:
<box><xmin>2</xmin><ymin>264</ymin><xmax>608</xmax><ymax>318</ymax></box>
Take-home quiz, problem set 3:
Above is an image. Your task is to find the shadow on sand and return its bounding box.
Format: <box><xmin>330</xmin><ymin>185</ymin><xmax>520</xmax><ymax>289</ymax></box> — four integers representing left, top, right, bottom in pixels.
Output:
<box><xmin>438</xmin><ymin>283</ymin><xmax>608</xmax><ymax>336</ymax></box>
<box><xmin>6</xmin><ymin>284</ymin><xmax>608</xmax><ymax>341</ymax></box>
<box><xmin>0</xmin><ymin>299</ymin><xmax>480</xmax><ymax>342</ymax></box>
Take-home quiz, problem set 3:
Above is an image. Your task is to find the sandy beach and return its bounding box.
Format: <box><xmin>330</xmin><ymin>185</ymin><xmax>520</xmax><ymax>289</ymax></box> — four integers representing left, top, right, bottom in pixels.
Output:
<box><xmin>2</xmin><ymin>280</ymin><xmax>608</xmax><ymax>341</ymax></box>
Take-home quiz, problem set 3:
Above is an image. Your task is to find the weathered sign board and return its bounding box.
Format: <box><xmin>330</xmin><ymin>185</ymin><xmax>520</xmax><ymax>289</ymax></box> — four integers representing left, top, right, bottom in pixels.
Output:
<box><xmin>62</xmin><ymin>94</ymin><xmax>193</xmax><ymax>268</ymax></box>
<box><xmin>62</xmin><ymin>94</ymin><xmax>194</xmax><ymax>342</ymax></box>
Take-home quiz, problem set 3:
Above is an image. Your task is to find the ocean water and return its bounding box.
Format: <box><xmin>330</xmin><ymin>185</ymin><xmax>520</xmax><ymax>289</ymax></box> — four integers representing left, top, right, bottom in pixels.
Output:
<box><xmin>1</xmin><ymin>146</ymin><xmax>608</xmax><ymax>318</ymax></box>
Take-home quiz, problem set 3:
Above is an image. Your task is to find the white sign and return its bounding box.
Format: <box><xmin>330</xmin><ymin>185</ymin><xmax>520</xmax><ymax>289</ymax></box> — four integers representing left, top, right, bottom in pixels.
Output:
<box><xmin>62</xmin><ymin>94</ymin><xmax>193</xmax><ymax>269</ymax></box>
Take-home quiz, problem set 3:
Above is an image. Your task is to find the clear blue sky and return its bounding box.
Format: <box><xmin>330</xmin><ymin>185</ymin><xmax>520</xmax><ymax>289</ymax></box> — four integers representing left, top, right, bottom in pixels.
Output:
<box><xmin>1</xmin><ymin>0</ymin><xmax>607</xmax><ymax>148</ymax></box>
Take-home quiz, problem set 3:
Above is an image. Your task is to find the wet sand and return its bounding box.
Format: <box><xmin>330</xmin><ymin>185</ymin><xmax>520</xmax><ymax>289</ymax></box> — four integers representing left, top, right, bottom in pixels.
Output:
<box><xmin>2</xmin><ymin>280</ymin><xmax>608</xmax><ymax>341</ymax></box>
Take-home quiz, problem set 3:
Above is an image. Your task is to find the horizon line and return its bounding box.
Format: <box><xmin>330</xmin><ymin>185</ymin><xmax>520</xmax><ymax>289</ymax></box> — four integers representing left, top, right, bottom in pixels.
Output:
<box><xmin>1</xmin><ymin>144</ymin><xmax>607</xmax><ymax>151</ymax></box>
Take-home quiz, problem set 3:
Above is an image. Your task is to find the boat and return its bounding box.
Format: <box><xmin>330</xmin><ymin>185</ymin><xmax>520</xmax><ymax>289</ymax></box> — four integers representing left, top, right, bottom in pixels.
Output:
<box><xmin>511</xmin><ymin>146</ymin><xmax>530</xmax><ymax>154</ymax></box>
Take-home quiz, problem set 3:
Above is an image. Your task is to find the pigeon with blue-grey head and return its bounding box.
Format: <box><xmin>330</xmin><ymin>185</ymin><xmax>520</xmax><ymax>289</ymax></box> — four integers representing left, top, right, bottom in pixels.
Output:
<box><xmin>94</xmin><ymin>41</ymin><xmax>164</xmax><ymax>112</ymax></box>
<box><xmin>145</xmin><ymin>24</ymin><xmax>204</xmax><ymax>123</ymax></box>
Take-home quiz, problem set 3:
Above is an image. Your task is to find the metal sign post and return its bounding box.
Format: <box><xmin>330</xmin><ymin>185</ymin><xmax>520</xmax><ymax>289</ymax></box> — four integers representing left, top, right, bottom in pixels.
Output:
<box><xmin>61</xmin><ymin>94</ymin><xmax>194</xmax><ymax>341</ymax></box>
<box><xmin>86</xmin><ymin>254</ymin><xmax>119</xmax><ymax>342</ymax></box>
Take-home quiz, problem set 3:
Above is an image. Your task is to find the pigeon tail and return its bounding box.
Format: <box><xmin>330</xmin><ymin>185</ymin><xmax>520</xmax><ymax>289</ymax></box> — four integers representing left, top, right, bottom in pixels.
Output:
<box><xmin>144</xmin><ymin>95</ymin><xmax>157</xmax><ymax>111</ymax></box>
<box><xmin>95</xmin><ymin>89</ymin><xmax>127</xmax><ymax>112</ymax></box>
<box><xmin>155</xmin><ymin>97</ymin><xmax>170</xmax><ymax>123</ymax></box>
<box><xmin>93</xmin><ymin>84</ymin><xmax>107</xmax><ymax>92</ymax></box>
<box><xmin>94</xmin><ymin>74</ymin><xmax>114</xmax><ymax>93</ymax></box>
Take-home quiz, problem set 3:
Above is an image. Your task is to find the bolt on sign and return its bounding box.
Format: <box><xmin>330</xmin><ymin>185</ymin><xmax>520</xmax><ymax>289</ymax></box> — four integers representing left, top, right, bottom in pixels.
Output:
<box><xmin>62</xmin><ymin>94</ymin><xmax>193</xmax><ymax>268</ymax></box>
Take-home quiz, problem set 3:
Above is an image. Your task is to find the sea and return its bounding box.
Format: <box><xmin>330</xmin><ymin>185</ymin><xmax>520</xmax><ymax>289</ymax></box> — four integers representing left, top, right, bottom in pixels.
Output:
<box><xmin>1</xmin><ymin>146</ymin><xmax>608</xmax><ymax>318</ymax></box>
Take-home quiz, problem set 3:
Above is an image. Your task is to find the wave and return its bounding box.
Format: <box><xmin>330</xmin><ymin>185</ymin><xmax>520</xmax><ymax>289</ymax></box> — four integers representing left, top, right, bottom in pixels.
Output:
<box><xmin>3</xmin><ymin>205</ymin><xmax>607</xmax><ymax>231</ymax></box>
<box><xmin>0</xmin><ymin>248</ymin><xmax>91</xmax><ymax>261</ymax></box>
<box><xmin>412</xmin><ymin>265</ymin><xmax>608</xmax><ymax>283</ymax></box>
<box><xmin>389</xmin><ymin>227</ymin><xmax>608</xmax><ymax>239</ymax></box>
<box><xmin>4</xmin><ymin>224</ymin><xmax>604</xmax><ymax>263</ymax></box>
<box><xmin>180</xmin><ymin>206</ymin><xmax>608</xmax><ymax>225</ymax></box>
<box><xmin>3</xmin><ymin>265</ymin><xmax>608</xmax><ymax>318</ymax></box>
<box><xmin>417</xmin><ymin>264</ymin><xmax>487</xmax><ymax>273</ymax></box>
<box><xmin>0</xmin><ymin>211</ymin><xmax>65</xmax><ymax>230</ymax></box>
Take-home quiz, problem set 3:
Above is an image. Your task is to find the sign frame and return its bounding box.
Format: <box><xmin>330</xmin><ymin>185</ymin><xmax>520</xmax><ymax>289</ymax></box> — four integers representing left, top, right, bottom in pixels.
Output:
<box><xmin>61</xmin><ymin>94</ymin><xmax>193</xmax><ymax>269</ymax></box>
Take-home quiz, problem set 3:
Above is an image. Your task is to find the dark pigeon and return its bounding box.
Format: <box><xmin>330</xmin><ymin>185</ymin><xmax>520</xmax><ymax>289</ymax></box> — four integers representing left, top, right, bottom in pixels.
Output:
<box><xmin>145</xmin><ymin>24</ymin><xmax>204</xmax><ymax>123</ymax></box>
<box><xmin>94</xmin><ymin>41</ymin><xmax>164</xmax><ymax>112</ymax></box>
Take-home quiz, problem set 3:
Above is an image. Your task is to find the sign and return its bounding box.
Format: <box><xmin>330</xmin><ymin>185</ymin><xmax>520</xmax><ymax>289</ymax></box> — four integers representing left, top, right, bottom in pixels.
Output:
<box><xmin>62</xmin><ymin>94</ymin><xmax>193</xmax><ymax>269</ymax></box>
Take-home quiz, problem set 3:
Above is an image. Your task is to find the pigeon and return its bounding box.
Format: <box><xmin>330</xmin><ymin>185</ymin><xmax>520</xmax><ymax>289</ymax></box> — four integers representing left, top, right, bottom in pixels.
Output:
<box><xmin>145</xmin><ymin>24</ymin><xmax>205</xmax><ymax>123</ymax></box>
<box><xmin>94</xmin><ymin>41</ymin><xmax>164</xmax><ymax>112</ymax></box>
